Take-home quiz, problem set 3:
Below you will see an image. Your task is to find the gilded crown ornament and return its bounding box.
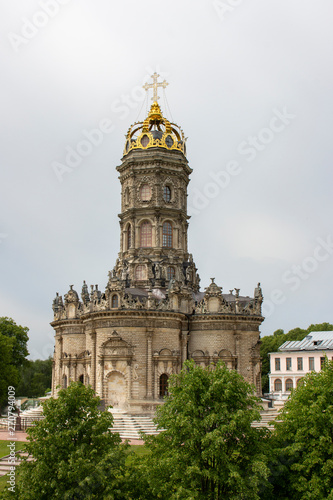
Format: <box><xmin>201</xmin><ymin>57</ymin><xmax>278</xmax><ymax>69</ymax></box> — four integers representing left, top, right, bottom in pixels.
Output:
<box><xmin>123</xmin><ymin>74</ymin><xmax>186</xmax><ymax>157</ymax></box>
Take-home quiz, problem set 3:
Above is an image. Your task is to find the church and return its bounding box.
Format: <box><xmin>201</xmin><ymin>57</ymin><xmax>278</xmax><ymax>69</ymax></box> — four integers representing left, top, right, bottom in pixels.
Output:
<box><xmin>51</xmin><ymin>74</ymin><xmax>264</xmax><ymax>414</ymax></box>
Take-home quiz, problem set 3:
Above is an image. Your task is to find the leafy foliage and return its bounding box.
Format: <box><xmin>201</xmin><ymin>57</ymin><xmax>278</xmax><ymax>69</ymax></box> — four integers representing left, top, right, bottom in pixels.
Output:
<box><xmin>2</xmin><ymin>383</ymin><xmax>129</xmax><ymax>499</ymax></box>
<box><xmin>16</xmin><ymin>357</ymin><xmax>52</xmax><ymax>398</ymax></box>
<box><xmin>265</xmin><ymin>359</ymin><xmax>333</xmax><ymax>499</ymax></box>
<box><xmin>260</xmin><ymin>323</ymin><xmax>333</xmax><ymax>392</ymax></box>
<box><xmin>0</xmin><ymin>318</ymin><xmax>29</xmax><ymax>410</ymax></box>
<box><xmin>133</xmin><ymin>360</ymin><xmax>270</xmax><ymax>499</ymax></box>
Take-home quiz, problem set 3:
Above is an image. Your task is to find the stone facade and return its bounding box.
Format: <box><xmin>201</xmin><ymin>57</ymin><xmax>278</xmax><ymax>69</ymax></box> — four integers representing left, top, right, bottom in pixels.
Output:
<box><xmin>51</xmin><ymin>95</ymin><xmax>264</xmax><ymax>414</ymax></box>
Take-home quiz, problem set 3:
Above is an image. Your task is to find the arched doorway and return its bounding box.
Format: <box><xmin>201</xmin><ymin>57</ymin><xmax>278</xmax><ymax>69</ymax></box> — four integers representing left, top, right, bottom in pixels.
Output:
<box><xmin>107</xmin><ymin>372</ymin><xmax>127</xmax><ymax>408</ymax></box>
<box><xmin>159</xmin><ymin>374</ymin><xmax>169</xmax><ymax>398</ymax></box>
<box><xmin>78</xmin><ymin>374</ymin><xmax>84</xmax><ymax>384</ymax></box>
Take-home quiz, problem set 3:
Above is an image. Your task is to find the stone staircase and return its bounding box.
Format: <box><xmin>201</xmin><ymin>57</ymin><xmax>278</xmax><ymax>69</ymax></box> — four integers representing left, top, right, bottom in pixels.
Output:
<box><xmin>0</xmin><ymin>452</ymin><xmax>33</xmax><ymax>477</ymax></box>
<box><xmin>109</xmin><ymin>409</ymin><xmax>160</xmax><ymax>440</ymax></box>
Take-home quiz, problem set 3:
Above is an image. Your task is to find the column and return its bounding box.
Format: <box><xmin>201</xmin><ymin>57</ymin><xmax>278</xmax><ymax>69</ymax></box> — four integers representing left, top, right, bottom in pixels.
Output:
<box><xmin>127</xmin><ymin>360</ymin><xmax>132</xmax><ymax>400</ymax></box>
<box><xmin>88</xmin><ymin>331</ymin><xmax>97</xmax><ymax>391</ymax></box>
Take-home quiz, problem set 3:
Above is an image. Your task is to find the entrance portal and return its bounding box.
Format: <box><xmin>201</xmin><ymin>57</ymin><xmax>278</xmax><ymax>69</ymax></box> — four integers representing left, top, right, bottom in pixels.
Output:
<box><xmin>107</xmin><ymin>372</ymin><xmax>127</xmax><ymax>409</ymax></box>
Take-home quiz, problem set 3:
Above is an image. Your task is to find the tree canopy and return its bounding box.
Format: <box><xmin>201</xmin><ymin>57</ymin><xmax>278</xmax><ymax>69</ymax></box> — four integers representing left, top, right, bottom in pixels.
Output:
<box><xmin>260</xmin><ymin>322</ymin><xmax>333</xmax><ymax>392</ymax></box>
<box><xmin>3</xmin><ymin>382</ymin><xmax>129</xmax><ymax>499</ymax></box>
<box><xmin>0</xmin><ymin>317</ymin><xmax>29</xmax><ymax>410</ymax></box>
<box><xmin>16</xmin><ymin>357</ymin><xmax>52</xmax><ymax>398</ymax></box>
<box><xmin>264</xmin><ymin>359</ymin><xmax>333</xmax><ymax>499</ymax></box>
<box><xmin>134</xmin><ymin>360</ymin><xmax>270</xmax><ymax>500</ymax></box>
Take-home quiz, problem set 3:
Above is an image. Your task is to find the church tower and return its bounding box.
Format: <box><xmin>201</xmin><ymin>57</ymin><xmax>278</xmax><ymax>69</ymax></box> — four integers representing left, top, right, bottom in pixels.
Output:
<box><xmin>51</xmin><ymin>74</ymin><xmax>264</xmax><ymax>413</ymax></box>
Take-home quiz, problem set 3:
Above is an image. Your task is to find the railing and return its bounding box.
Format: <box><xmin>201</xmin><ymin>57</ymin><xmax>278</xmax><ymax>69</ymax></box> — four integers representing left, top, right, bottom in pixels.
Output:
<box><xmin>0</xmin><ymin>416</ymin><xmax>44</xmax><ymax>431</ymax></box>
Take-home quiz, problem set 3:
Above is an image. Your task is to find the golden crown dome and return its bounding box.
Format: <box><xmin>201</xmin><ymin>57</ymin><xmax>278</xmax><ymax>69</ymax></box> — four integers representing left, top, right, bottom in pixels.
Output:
<box><xmin>123</xmin><ymin>101</ymin><xmax>186</xmax><ymax>157</ymax></box>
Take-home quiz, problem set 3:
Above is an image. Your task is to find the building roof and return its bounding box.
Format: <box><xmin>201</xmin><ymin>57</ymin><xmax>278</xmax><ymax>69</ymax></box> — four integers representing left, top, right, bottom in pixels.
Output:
<box><xmin>279</xmin><ymin>331</ymin><xmax>333</xmax><ymax>351</ymax></box>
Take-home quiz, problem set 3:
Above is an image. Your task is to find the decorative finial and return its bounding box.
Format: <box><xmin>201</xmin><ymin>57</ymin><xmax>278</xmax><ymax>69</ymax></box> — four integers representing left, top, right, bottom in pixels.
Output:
<box><xmin>210</xmin><ymin>278</ymin><xmax>215</xmax><ymax>283</ymax></box>
<box><xmin>70</xmin><ymin>285</ymin><xmax>73</xmax><ymax>290</ymax></box>
<box><xmin>143</xmin><ymin>72</ymin><xmax>169</xmax><ymax>102</ymax></box>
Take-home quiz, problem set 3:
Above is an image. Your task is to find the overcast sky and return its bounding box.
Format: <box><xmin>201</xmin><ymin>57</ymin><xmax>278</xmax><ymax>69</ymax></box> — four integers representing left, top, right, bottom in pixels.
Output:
<box><xmin>1</xmin><ymin>0</ymin><xmax>333</xmax><ymax>359</ymax></box>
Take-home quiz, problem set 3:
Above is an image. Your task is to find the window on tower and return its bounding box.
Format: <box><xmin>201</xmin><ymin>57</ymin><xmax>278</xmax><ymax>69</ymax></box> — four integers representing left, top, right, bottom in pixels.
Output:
<box><xmin>167</xmin><ymin>266</ymin><xmax>175</xmax><ymax>280</ymax></box>
<box><xmin>111</xmin><ymin>294</ymin><xmax>118</xmax><ymax>308</ymax></box>
<box><xmin>163</xmin><ymin>185</ymin><xmax>171</xmax><ymax>202</ymax></box>
<box><xmin>135</xmin><ymin>265</ymin><xmax>147</xmax><ymax>280</ymax></box>
<box><xmin>140</xmin><ymin>184</ymin><xmax>152</xmax><ymax>201</ymax></box>
<box><xmin>140</xmin><ymin>221</ymin><xmax>152</xmax><ymax>247</ymax></box>
<box><xmin>126</xmin><ymin>224</ymin><xmax>131</xmax><ymax>250</ymax></box>
<box><xmin>162</xmin><ymin>222</ymin><xmax>172</xmax><ymax>248</ymax></box>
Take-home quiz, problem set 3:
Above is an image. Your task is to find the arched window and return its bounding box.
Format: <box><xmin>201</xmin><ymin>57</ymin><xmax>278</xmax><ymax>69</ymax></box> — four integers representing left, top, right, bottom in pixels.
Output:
<box><xmin>111</xmin><ymin>294</ymin><xmax>118</xmax><ymax>308</ymax></box>
<box><xmin>126</xmin><ymin>224</ymin><xmax>131</xmax><ymax>250</ymax></box>
<box><xmin>167</xmin><ymin>266</ymin><xmax>175</xmax><ymax>280</ymax></box>
<box><xmin>162</xmin><ymin>222</ymin><xmax>172</xmax><ymax>248</ymax></box>
<box><xmin>274</xmin><ymin>379</ymin><xmax>282</xmax><ymax>392</ymax></box>
<box><xmin>135</xmin><ymin>265</ymin><xmax>147</xmax><ymax>281</ymax></box>
<box><xmin>63</xmin><ymin>374</ymin><xmax>67</xmax><ymax>389</ymax></box>
<box><xmin>296</xmin><ymin>378</ymin><xmax>303</xmax><ymax>387</ymax></box>
<box><xmin>140</xmin><ymin>221</ymin><xmax>152</xmax><ymax>247</ymax></box>
<box><xmin>140</xmin><ymin>184</ymin><xmax>151</xmax><ymax>201</ymax></box>
<box><xmin>79</xmin><ymin>374</ymin><xmax>84</xmax><ymax>384</ymax></box>
<box><xmin>285</xmin><ymin>379</ymin><xmax>293</xmax><ymax>391</ymax></box>
<box><xmin>163</xmin><ymin>186</ymin><xmax>171</xmax><ymax>202</ymax></box>
<box><xmin>159</xmin><ymin>374</ymin><xmax>169</xmax><ymax>397</ymax></box>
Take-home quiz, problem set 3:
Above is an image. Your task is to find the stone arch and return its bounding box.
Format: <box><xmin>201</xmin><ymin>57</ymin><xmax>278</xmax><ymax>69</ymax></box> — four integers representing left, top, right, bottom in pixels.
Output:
<box><xmin>274</xmin><ymin>379</ymin><xmax>282</xmax><ymax>392</ymax></box>
<box><xmin>159</xmin><ymin>348</ymin><xmax>172</xmax><ymax>356</ymax></box>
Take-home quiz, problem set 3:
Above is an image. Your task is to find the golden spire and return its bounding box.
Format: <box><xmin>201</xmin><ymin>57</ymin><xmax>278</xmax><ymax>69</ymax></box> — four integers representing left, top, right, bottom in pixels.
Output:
<box><xmin>143</xmin><ymin>72</ymin><xmax>169</xmax><ymax>102</ymax></box>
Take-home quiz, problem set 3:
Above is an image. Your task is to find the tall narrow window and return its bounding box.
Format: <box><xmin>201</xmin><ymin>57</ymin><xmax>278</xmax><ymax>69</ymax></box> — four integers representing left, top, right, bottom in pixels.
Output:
<box><xmin>309</xmin><ymin>357</ymin><xmax>315</xmax><ymax>371</ymax></box>
<box><xmin>127</xmin><ymin>224</ymin><xmax>131</xmax><ymax>250</ymax></box>
<box><xmin>275</xmin><ymin>358</ymin><xmax>280</xmax><ymax>371</ymax></box>
<box><xmin>285</xmin><ymin>379</ymin><xmax>293</xmax><ymax>391</ymax></box>
<box><xmin>140</xmin><ymin>184</ymin><xmax>151</xmax><ymax>201</ymax></box>
<box><xmin>159</xmin><ymin>374</ymin><xmax>169</xmax><ymax>397</ymax></box>
<box><xmin>162</xmin><ymin>222</ymin><xmax>172</xmax><ymax>248</ymax></box>
<box><xmin>167</xmin><ymin>266</ymin><xmax>175</xmax><ymax>280</ymax></box>
<box><xmin>63</xmin><ymin>375</ymin><xmax>67</xmax><ymax>389</ymax></box>
<box><xmin>274</xmin><ymin>379</ymin><xmax>282</xmax><ymax>392</ymax></box>
<box><xmin>135</xmin><ymin>265</ymin><xmax>147</xmax><ymax>280</ymax></box>
<box><xmin>320</xmin><ymin>357</ymin><xmax>326</xmax><ymax>370</ymax></box>
<box><xmin>163</xmin><ymin>186</ymin><xmax>171</xmax><ymax>202</ymax></box>
<box><xmin>286</xmin><ymin>358</ymin><xmax>292</xmax><ymax>371</ymax></box>
<box><xmin>140</xmin><ymin>221</ymin><xmax>152</xmax><ymax>247</ymax></box>
<box><xmin>79</xmin><ymin>374</ymin><xmax>84</xmax><ymax>384</ymax></box>
<box><xmin>297</xmin><ymin>357</ymin><xmax>303</xmax><ymax>370</ymax></box>
<box><xmin>111</xmin><ymin>294</ymin><xmax>118</xmax><ymax>308</ymax></box>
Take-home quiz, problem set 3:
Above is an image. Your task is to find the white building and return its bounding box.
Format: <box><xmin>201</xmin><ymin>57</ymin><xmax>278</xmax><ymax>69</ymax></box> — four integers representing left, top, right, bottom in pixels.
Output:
<box><xmin>268</xmin><ymin>331</ymin><xmax>333</xmax><ymax>400</ymax></box>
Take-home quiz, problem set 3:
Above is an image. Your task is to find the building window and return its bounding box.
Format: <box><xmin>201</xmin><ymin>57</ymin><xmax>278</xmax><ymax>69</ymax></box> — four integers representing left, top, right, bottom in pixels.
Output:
<box><xmin>162</xmin><ymin>222</ymin><xmax>172</xmax><ymax>248</ymax></box>
<box><xmin>159</xmin><ymin>374</ymin><xmax>169</xmax><ymax>397</ymax></box>
<box><xmin>163</xmin><ymin>186</ymin><xmax>171</xmax><ymax>202</ymax></box>
<box><xmin>63</xmin><ymin>375</ymin><xmax>67</xmax><ymax>389</ymax></box>
<box><xmin>135</xmin><ymin>265</ymin><xmax>147</xmax><ymax>281</ymax></box>
<box><xmin>140</xmin><ymin>221</ymin><xmax>152</xmax><ymax>247</ymax></box>
<box><xmin>274</xmin><ymin>379</ymin><xmax>282</xmax><ymax>392</ymax></box>
<box><xmin>140</xmin><ymin>184</ymin><xmax>152</xmax><ymax>201</ymax></box>
<box><xmin>320</xmin><ymin>357</ymin><xmax>326</xmax><ymax>370</ymax></box>
<box><xmin>285</xmin><ymin>379</ymin><xmax>293</xmax><ymax>391</ymax></box>
<box><xmin>111</xmin><ymin>294</ymin><xmax>118</xmax><ymax>308</ymax></box>
<box><xmin>167</xmin><ymin>266</ymin><xmax>175</xmax><ymax>280</ymax></box>
<box><xmin>296</xmin><ymin>378</ymin><xmax>303</xmax><ymax>387</ymax></box>
<box><xmin>309</xmin><ymin>357</ymin><xmax>315</xmax><ymax>371</ymax></box>
<box><xmin>126</xmin><ymin>224</ymin><xmax>131</xmax><ymax>250</ymax></box>
<box><xmin>79</xmin><ymin>374</ymin><xmax>84</xmax><ymax>384</ymax></box>
<box><xmin>275</xmin><ymin>358</ymin><xmax>280</xmax><ymax>371</ymax></box>
<box><xmin>286</xmin><ymin>358</ymin><xmax>292</xmax><ymax>371</ymax></box>
<box><xmin>297</xmin><ymin>357</ymin><xmax>303</xmax><ymax>370</ymax></box>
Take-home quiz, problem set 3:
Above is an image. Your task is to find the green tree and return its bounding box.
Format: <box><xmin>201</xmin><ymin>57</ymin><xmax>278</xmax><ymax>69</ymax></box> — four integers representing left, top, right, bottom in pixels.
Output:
<box><xmin>265</xmin><ymin>359</ymin><xmax>333</xmax><ymax>499</ymax></box>
<box><xmin>260</xmin><ymin>323</ymin><xmax>333</xmax><ymax>393</ymax></box>
<box><xmin>0</xmin><ymin>318</ymin><xmax>29</xmax><ymax>410</ymax></box>
<box><xmin>135</xmin><ymin>360</ymin><xmax>270</xmax><ymax>500</ymax></box>
<box><xmin>16</xmin><ymin>357</ymin><xmax>53</xmax><ymax>398</ymax></box>
<box><xmin>2</xmin><ymin>383</ymin><xmax>129</xmax><ymax>499</ymax></box>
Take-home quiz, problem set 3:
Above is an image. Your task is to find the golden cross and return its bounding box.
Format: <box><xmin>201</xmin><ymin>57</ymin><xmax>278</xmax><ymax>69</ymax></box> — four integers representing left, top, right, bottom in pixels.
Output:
<box><xmin>143</xmin><ymin>72</ymin><xmax>169</xmax><ymax>102</ymax></box>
